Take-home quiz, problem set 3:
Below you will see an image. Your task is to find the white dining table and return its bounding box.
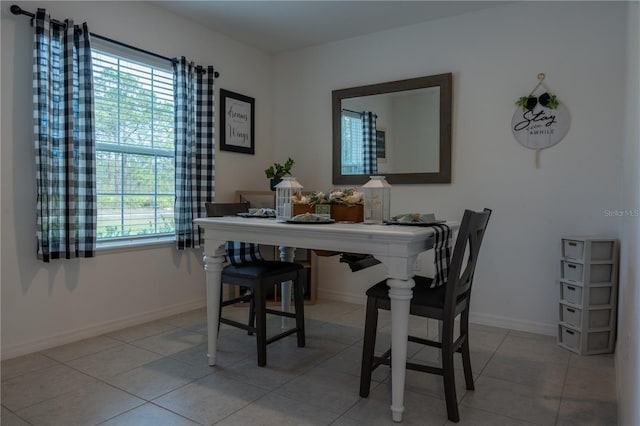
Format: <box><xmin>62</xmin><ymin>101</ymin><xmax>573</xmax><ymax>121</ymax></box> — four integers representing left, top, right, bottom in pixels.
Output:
<box><xmin>193</xmin><ymin>216</ymin><xmax>455</xmax><ymax>422</ymax></box>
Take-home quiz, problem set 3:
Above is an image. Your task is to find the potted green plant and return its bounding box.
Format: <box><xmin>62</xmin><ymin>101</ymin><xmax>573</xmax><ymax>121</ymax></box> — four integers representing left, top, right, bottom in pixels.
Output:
<box><xmin>264</xmin><ymin>157</ymin><xmax>295</xmax><ymax>190</ymax></box>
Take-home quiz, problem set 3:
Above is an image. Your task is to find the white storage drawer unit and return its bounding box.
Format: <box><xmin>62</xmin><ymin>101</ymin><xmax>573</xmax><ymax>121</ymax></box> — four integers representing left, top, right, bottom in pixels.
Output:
<box><xmin>589</xmin><ymin>286</ymin><xmax>613</xmax><ymax>305</ymax></box>
<box><xmin>558</xmin><ymin>237</ymin><xmax>618</xmax><ymax>355</ymax></box>
<box><xmin>562</xmin><ymin>239</ymin><xmax>584</xmax><ymax>260</ymax></box>
<box><xmin>588</xmin><ymin>308</ymin><xmax>614</xmax><ymax>328</ymax></box>
<box><xmin>562</xmin><ymin>239</ymin><xmax>616</xmax><ymax>262</ymax></box>
<box><xmin>561</xmin><ymin>262</ymin><xmax>614</xmax><ymax>284</ymax></box>
<box><xmin>560</xmin><ymin>282</ymin><xmax>582</xmax><ymax>305</ymax></box>
<box><xmin>559</xmin><ymin>303</ymin><xmax>582</xmax><ymax>328</ymax></box>
<box><xmin>561</xmin><ymin>261</ymin><xmax>583</xmax><ymax>282</ymax></box>
<box><xmin>559</xmin><ymin>325</ymin><xmax>581</xmax><ymax>351</ymax></box>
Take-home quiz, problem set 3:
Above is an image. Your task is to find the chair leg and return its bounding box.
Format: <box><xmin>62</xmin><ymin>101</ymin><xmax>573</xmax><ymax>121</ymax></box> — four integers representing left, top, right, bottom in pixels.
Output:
<box><xmin>254</xmin><ymin>283</ymin><xmax>267</xmax><ymax>367</ymax></box>
<box><xmin>460</xmin><ymin>310</ymin><xmax>474</xmax><ymax>390</ymax></box>
<box><xmin>360</xmin><ymin>296</ymin><xmax>379</xmax><ymax>398</ymax></box>
<box><xmin>248</xmin><ymin>289</ymin><xmax>255</xmax><ymax>336</ymax></box>
<box><xmin>293</xmin><ymin>270</ymin><xmax>306</xmax><ymax>348</ymax></box>
<box><xmin>441</xmin><ymin>341</ymin><xmax>460</xmax><ymax>423</ymax></box>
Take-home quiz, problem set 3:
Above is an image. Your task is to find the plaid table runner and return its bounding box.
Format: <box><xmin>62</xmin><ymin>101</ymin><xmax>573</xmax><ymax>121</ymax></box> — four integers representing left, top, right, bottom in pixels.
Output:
<box><xmin>430</xmin><ymin>224</ymin><xmax>453</xmax><ymax>288</ymax></box>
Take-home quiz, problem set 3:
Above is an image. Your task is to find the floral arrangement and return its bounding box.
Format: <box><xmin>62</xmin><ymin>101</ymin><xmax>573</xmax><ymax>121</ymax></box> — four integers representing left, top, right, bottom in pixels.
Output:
<box><xmin>292</xmin><ymin>188</ymin><xmax>363</xmax><ymax>206</ymax></box>
<box><xmin>291</xmin><ymin>191</ymin><xmax>328</xmax><ymax>206</ymax></box>
<box><xmin>328</xmin><ymin>188</ymin><xmax>363</xmax><ymax>205</ymax></box>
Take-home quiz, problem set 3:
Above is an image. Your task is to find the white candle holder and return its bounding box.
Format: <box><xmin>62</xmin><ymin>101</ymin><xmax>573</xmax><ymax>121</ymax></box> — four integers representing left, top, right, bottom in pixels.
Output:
<box><xmin>362</xmin><ymin>176</ymin><xmax>391</xmax><ymax>224</ymax></box>
<box><xmin>275</xmin><ymin>177</ymin><xmax>303</xmax><ymax>221</ymax></box>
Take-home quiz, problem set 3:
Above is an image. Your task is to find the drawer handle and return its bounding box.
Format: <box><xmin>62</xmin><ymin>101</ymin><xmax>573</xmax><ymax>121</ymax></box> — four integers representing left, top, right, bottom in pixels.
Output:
<box><xmin>566</xmin><ymin>330</ymin><xmax>575</xmax><ymax>335</ymax></box>
<box><xmin>567</xmin><ymin>286</ymin><xmax>576</xmax><ymax>291</ymax></box>
<box><xmin>566</xmin><ymin>308</ymin><xmax>576</xmax><ymax>313</ymax></box>
<box><xmin>567</xmin><ymin>264</ymin><xmax>577</xmax><ymax>269</ymax></box>
<box><xmin>568</xmin><ymin>242</ymin><xmax>577</xmax><ymax>247</ymax></box>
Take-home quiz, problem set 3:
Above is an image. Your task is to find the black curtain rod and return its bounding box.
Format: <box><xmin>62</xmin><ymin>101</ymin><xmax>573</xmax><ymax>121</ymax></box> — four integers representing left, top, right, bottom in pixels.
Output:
<box><xmin>342</xmin><ymin>108</ymin><xmax>363</xmax><ymax>115</ymax></box>
<box><xmin>10</xmin><ymin>4</ymin><xmax>220</xmax><ymax>78</ymax></box>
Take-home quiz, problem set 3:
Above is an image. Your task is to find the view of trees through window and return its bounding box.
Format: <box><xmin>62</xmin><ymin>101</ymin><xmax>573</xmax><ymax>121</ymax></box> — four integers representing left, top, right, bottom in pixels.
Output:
<box><xmin>341</xmin><ymin>111</ymin><xmax>364</xmax><ymax>175</ymax></box>
<box><xmin>92</xmin><ymin>49</ymin><xmax>175</xmax><ymax>240</ymax></box>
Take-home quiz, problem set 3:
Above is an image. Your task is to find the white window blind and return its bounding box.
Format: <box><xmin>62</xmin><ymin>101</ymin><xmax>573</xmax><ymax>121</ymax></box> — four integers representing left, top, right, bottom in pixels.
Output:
<box><xmin>92</xmin><ymin>48</ymin><xmax>175</xmax><ymax>241</ymax></box>
<box><xmin>341</xmin><ymin>111</ymin><xmax>364</xmax><ymax>175</ymax></box>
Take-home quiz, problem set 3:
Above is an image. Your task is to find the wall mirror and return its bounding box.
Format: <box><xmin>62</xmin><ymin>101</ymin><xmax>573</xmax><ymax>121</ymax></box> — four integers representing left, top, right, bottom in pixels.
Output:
<box><xmin>332</xmin><ymin>73</ymin><xmax>452</xmax><ymax>185</ymax></box>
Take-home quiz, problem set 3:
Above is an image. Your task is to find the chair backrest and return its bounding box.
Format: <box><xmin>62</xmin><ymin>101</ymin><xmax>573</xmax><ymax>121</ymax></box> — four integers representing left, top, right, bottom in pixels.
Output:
<box><xmin>204</xmin><ymin>202</ymin><xmax>263</xmax><ymax>265</ymax></box>
<box><xmin>444</xmin><ymin>208</ymin><xmax>492</xmax><ymax>320</ymax></box>
<box><xmin>205</xmin><ymin>202</ymin><xmax>249</xmax><ymax>217</ymax></box>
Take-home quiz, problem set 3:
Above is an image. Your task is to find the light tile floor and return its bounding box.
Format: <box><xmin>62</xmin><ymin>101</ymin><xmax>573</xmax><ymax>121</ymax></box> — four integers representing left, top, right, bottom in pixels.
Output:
<box><xmin>1</xmin><ymin>300</ymin><xmax>617</xmax><ymax>426</ymax></box>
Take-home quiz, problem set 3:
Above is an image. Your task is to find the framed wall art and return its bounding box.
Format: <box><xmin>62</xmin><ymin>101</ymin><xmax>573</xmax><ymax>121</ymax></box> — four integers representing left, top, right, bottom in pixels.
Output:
<box><xmin>220</xmin><ymin>88</ymin><xmax>255</xmax><ymax>154</ymax></box>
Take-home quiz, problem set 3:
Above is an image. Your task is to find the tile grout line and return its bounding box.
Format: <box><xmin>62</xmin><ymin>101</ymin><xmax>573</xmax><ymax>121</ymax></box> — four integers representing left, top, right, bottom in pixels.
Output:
<box><xmin>553</xmin><ymin>352</ymin><xmax>572</xmax><ymax>426</ymax></box>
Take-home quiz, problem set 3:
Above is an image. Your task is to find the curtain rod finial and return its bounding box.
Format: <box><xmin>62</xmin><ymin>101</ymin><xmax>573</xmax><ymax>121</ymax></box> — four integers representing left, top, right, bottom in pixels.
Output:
<box><xmin>10</xmin><ymin>5</ymin><xmax>23</xmax><ymax>15</ymax></box>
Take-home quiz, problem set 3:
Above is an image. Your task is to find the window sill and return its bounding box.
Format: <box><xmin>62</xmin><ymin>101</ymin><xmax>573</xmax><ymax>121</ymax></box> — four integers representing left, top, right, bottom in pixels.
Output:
<box><xmin>96</xmin><ymin>236</ymin><xmax>176</xmax><ymax>254</ymax></box>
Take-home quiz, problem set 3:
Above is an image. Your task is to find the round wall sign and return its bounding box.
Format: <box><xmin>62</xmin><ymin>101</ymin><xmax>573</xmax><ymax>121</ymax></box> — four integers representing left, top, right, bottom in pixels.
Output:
<box><xmin>511</xmin><ymin>94</ymin><xmax>570</xmax><ymax>150</ymax></box>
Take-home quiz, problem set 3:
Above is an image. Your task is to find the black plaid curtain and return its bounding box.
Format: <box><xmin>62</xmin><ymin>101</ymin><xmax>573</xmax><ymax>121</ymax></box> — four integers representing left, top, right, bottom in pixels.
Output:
<box><xmin>33</xmin><ymin>9</ymin><xmax>96</xmax><ymax>262</ymax></box>
<box><xmin>173</xmin><ymin>58</ymin><xmax>215</xmax><ymax>249</ymax></box>
<box><xmin>362</xmin><ymin>111</ymin><xmax>378</xmax><ymax>174</ymax></box>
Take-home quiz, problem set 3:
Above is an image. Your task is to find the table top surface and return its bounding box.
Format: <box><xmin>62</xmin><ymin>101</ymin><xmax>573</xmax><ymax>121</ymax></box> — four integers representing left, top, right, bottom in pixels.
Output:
<box><xmin>195</xmin><ymin>216</ymin><xmax>456</xmax><ymax>236</ymax></box>
<box><xmin>195</xmin><ymin>216</ymin><xmax>458</xmax><ymax>257</ymax></box>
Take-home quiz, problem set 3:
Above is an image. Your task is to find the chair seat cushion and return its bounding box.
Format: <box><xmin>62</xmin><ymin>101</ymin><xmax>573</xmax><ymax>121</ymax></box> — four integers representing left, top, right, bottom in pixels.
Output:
<box><xmin>366</xmin><ymin>276</ymin><xmax>446</xmax><ymax>309</ymax></box>
<box><xmin>223</xmin><ymin>261</ymin><xmax>303</xmax><ymax>279</ymax></box>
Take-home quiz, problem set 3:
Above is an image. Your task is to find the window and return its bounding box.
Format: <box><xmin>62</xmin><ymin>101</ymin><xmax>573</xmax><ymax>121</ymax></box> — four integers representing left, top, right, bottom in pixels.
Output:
<box><xmin>341</xmin><ymin>111</ymin><xmax>364</xmax><ymax>175</ymax></box>
<box><xmin>92</xmin><ymin>47</ymin><xmax>175</xmax><ymax>241</ymax></box>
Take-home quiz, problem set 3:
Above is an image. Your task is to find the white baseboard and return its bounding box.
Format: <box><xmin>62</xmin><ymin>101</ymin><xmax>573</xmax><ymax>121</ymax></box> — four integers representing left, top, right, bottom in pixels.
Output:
<box><xmin>317</xmin><ymin>288</ymin><xmax>367</xmax><ymax>305</ymax></box>
<box><xmin>469</xmin><ymin>311</ymin><xmax>556</xmax><ymax>336</ymax></box>
<box><xmin>1</xmin><ymin>298</ymin><xmax>206</xmax><ymax>360</ymax></box>
<box><xmin>317</xmin><ymin>289</ymin><xmax>556</xmax><ymax>336</ymax></box>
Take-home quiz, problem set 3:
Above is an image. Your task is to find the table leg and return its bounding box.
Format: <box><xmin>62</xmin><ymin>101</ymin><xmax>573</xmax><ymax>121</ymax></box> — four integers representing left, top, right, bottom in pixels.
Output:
<box><xmin>203</xmin><ymin>243</ymin><xmax>226</xmax><ymax>366</ymax></box>
<box><xmin>279</xmin><ymin>246</ymin><xmax>295</xmax><ymax>329</ymax></box>
<box><xmin>387</xmin><ymin>277</ymin><xmax>415</xmax><ymax>422</ymax></box>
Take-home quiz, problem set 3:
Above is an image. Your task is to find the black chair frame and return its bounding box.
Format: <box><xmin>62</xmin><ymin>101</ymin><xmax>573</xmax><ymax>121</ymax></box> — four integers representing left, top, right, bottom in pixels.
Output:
<box><xmin>360</xmin><ymin>208</ymin><xmax>491</xmax><ymax>422</ymax></box>
<box><xmin>205</xmin><ymin>202</ymin><xmax>306</xmax><ymax>367</ymax></box>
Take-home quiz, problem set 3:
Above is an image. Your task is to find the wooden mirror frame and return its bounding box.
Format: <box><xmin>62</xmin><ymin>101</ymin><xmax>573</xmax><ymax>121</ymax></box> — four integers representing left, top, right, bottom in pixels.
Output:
<box><xmin>332</xmin><ymin>73</ymin><xmax>452</xmax><ymax>185</ymax></box>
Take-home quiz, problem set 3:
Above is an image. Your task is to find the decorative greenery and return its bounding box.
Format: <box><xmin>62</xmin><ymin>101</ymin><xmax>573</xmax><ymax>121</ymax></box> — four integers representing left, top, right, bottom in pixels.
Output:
<box><xmin>293</xmin><ymin>188</ymin><xmax>364</xmax><ymax>206</ymax></box>
<box><xmin>328</xmin><ymin>188</ymin><xmax>364</xmax><ymax>205</ymax></box>
<box><xmin>515</xmin><ymin>92</ymin><xmax>559</xmax><ymax>111</ymax></box>
<box><xmin>515</xmin><ymin>96</ymin><xmax>532</xmax><ymax>110</ymax></box>
<box><xmin>264</xmin><ymin>157</ymin><xmax>295</xmax><ymax>179</ymax></box>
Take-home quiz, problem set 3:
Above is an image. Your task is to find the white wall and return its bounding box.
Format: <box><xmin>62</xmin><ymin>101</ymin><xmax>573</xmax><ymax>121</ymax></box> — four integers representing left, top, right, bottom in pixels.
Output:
<box><xmin>617</xmin><ymin>2</ymin><xmax>640</xmax><ymax>425</ymax></box>
<box><xmin>273</xmin><ymin>2</ymin><xmax>627</xmax><ymax>335</ymax></box>
<box><xmin>1</xmin><ymin>1</ymin><xmax>275</xmax><ymax>358</ymax></box>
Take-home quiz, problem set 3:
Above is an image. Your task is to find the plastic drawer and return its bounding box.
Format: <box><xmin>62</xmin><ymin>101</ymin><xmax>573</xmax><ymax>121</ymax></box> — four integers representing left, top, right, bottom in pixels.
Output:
<box><xmin>590</xmin><ymin>264</ymin><xmax>614</xmax><ymax>283</ymax></box>
<box><xmin>559</xmin><ymin>325</ymin><xmax>581</xmax><ymax>351</ymax></box>
<box><xmin>560</xmin><ymin>282</ymin><xmax>583</xmax><ymax>305</ymax></box>
<box><xmin>589</xmin><ymin>286</ymin><xmax>613</xmax><ymax>306</ymax></box>
<box><xmin>588</xmin><ymin>308</ymin><xmax>613</xmax><ymax>328</ymax></box>
<box><xmin>591</xmin><ymin>241</ymin><xmax>615</xmax><ymax>261</ymax></box>
<box><xmin>562</xmin><ymin>239</ymin><xmax>584</xmax><ymax>260</ymax></box>
<box><xmin>587</xmin><ymin>331</ymin><xmax>611</xmax><ymax>352</ymax></box>
<box><xmin>560</xmin><ymin>303</ymin><xmax>582</xmax><ymax>327</ymax></box>
<box><xmin>562</xmin><ymin>261</ymin><xmax>583</xmax><ymax>282</ymax></box>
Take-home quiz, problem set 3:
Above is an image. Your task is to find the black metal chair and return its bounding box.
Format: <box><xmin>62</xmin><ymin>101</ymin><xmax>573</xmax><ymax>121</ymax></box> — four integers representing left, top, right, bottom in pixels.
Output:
<box><xmin>359</xmin><ymin>208</ymin><xmax>491</xmax><ymax>422</ymax></box>
<box><xmin>205</xmin><ymin>202</ymin><xmax>306</xmax><ymax>367</ymax></box>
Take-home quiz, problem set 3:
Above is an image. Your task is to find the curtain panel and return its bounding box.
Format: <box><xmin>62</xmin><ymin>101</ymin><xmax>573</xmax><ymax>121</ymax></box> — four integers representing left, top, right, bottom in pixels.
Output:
<box><xmin>173</xmin><ymin>58</ymin><xmax>215</xmax><ymax>249</ymax></box>
<box><xmin>33</xmin><ymin>9</ymin><xmax>96</xmax><ymax>262</ymax></box>
<box><xmin>362</xmin><ymin>111</ymin><xmax>378</xmax><ymax>175</ymax></box>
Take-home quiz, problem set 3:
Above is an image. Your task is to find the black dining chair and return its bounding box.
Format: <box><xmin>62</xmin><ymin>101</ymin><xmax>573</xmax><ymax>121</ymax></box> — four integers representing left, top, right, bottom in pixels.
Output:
<box><xmin>359</xmin><ymin>208</ymin><xmax>491</xmax><ymax>422</ymax></box>
<box><xmin>205</xmin><ymin>202</ymin><xmax>306</xmax><ymax>367</ymax></box>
